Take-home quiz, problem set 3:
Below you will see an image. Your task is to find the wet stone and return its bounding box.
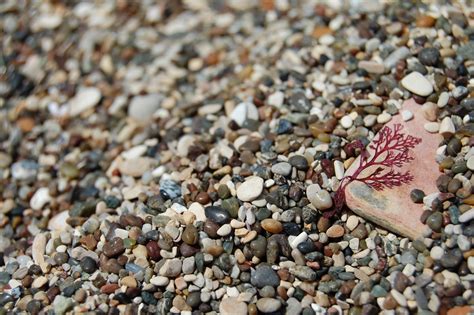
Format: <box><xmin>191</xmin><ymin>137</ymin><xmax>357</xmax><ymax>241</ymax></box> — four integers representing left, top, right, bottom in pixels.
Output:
<box><xmin>204</xmin><ymin>206</ymin><xmax>230</xmax><ymax>225</ymax></box>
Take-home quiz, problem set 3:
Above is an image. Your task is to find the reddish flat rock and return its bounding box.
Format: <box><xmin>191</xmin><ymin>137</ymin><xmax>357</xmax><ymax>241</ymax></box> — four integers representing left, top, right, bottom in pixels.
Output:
<box><xmin>345</xmin><ymin>99</ymin><xmax>441</xmax><ymax>240</ymax></box>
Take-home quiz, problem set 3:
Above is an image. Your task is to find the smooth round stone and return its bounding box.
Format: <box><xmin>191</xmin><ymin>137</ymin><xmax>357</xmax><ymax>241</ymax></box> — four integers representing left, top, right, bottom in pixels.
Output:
<box><xmin>288</xmin><ymin>155</ymin><xmax>309</xmax><ymax>170</ymax></box>
<box><xmin>217</xmin><ymin>224</ymin><xmax>232</xmax><ymax>236</ymax></box>
<box><xmin>401</xmin><ymin>110</ymin><xmax>413</xmax><ymax>121</ymax></box>
<box><xmin>256</xmin><ymin>298</ymin><xmax>281</xmax><ymax>313</ymax></box>
<box><xmin>271</xmin><ymin>162</ymin><xmax>292</xmax><ymax>176</ymax></box>
<box><xmin>250</xmin><ymin>236</ymin><xmax>267</xmax><ymax>258</ymax></box>
<box><xmin>128</xmin><ymin>94</ymin><xmax>163</xmax><ymax>123</ymax></box>
<box><xmin>410</xmin><ymin>189</ymin><xmax>425</xmax><ymax>203</ymax></box>
<box><xmin>186</xmin><ymin>292</ymin><xmax>201</xmax><ymax>309</ymax></box>
<box><xmin>401</xmin><ymin>72</ymin><xmax>433</xmax><ymax>96</ymax></box>
<box><xmin>346</xmin><ymin>215</ymin><xmax>359</xmax><ymax>231</ymax></box>
<box><xmin>340</xmin><ymin>115</ymin><xmax>353</xmax><ymax>128</ymax></box>
<box><xmin>220</xmin><ymin>297</ymin><xmax>247</xmax><ymax>315</ymax></box>
<box><xmin>418</xmin><ymin>48</ymin><xmax>440</xmax><ymax>66</ymax></box>
<box><xmin>426</xmin><ymin>212</ymin><xmax>443</xmax><ymax>232</ymax></box>
<box><xmin>261</xmin><ymin>219</ymin><xmax>283</xmax><ymax>234</ymax></box>
<box><xmin>182</xmin><ymin>224</ymin><xmax>198</xmax><ymax>245</ymax></box>
<box><xmin>80</xmin><ymin>256</ymin><xmax>97</xmax><ymax>273</ymax></box>
<box><xmin>237</xmin><ymin>177</ymin><xmax>264</xmax><ymax>202</ymax></box>
<box><xmin>326</xmin><ymin>225</ymin><xmax>344</xmax><ymax>238</ymax></box>
<box><xmin>251</xmin><ymin>265</ymin><xmax>280</xmax><ymax>288</ymax></box>
<box><xmin>440</xmin><ymin>248</ymin><xmax>463</xmax><ymax>269</ymax></box>
<box><xmin>307</xmin><ymin>185</ymin><xmax>333</xmax><ymax>210</ymax></box>
<box><xmin>68</xmin><ymin>87</ymin><xmax>101</xmax><ymax>116</ymax></box>
<box><xmin>221</xmin><ymin>197</ymin><xmax>240</xmax><ymax>218</ymax></box>
<box><xmin>204</xmin><ymin>206</ymin><xmax>231</xmax><ymax>225</ymax></box>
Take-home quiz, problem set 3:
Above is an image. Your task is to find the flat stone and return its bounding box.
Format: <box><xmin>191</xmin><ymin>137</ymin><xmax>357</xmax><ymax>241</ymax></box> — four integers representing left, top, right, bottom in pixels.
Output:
<box><xmin>256</xmin><ymin>298</ymin><xmax>281</xmax><ymax>313</ymax></box>
<box><xmin>30</xmin><ymin>187</ymin><xmax>51</xmax><ymax>210</ymax></box>
<box><xmin>345</xmin><ymin>99</ymin><xmax>440</xmax><ymax>240</ymax></box>
<box><xmin>68</xmin><ymin>87</ymin><xmax>101</xmax><ymax>116</ymax></box>
<box><xmin>401</xmin><ymin>72</ymin><xmax>433</xmax><ymax>97</ymax></box>
<box><xmin>220</xmin><ymin>297</ymin><xmax>247</xmax><ymax>315</ymax></box>
<box><xmin>117</xmin><ymin>157</ymin><xmax>156</xmax><ymax>177</ymax></box>
<box><xmin>271</xmin><ymin>162</ymin><xmax>292</xmax><ymax>176</ymax></box>
<box><xmin>128</xmin><ymin>94</ymin><xmax>163</xmax><ymax>123</ymax></box>
<box><xmin>358</xmin><ymin>60</ymin><xmax>385</xmax><ymax>74</ymax></box>
<box><xmin>251</xmin><ymin>265</ymin><xmax>280</xmax><ymax>288</ymax></box>
<box><xmin>237</xmin><ymin>176</ymin><xmax>264</xmax><ymax>202</ymax></box>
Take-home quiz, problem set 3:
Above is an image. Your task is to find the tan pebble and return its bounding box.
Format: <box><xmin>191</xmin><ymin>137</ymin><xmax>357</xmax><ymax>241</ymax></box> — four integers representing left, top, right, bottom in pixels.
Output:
<box><xmin>326</xmin><ymin>225</ymin><xmax>345</xmax><ymax>238</ymax></box>
<box><xmin>230</xmin><ymin>219</ymin><xmax>246</xmax><ymax>229</ymax></box>
<box><xmin>240</xmin><ymin>230</ymin><xmax>257</xmax><ymax>243</ymax></box>
<box><xmin>261</xmin><ymin>219</ymin><xmax>283</xmax><ymax>234</ymax></box>
<box><xmin>234</xmin><ymin>228</ymin><xmax>249</xmax><ymax>237</ymax></box>
<box><xmin>121</xmin><ymin>276</ymin><xmax>137</xmax><ymax>288</ymax></box>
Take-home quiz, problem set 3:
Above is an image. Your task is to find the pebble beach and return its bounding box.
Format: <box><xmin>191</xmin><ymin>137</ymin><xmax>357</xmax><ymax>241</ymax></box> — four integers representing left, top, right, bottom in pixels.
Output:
<box><xmin>0</xmin><ymin>1</ymin><xmax>473</xmax><ymax>314</ymax></box>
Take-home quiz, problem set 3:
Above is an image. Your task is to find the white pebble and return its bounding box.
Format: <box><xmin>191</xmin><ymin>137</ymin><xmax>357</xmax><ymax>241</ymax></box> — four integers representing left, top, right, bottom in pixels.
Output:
<box><xmin>401</xmin><ymin>72</ymin><xmax>433</xmax><ymax>96</ymax></box>
<box><xmin>290</xmin><ymin>232</ymin><xmax>308</xmax><ymax>249</ymax></box>
<box><xmin>437</xmin><ymin>92</ymin><xmax>449</xmax><ymax>108</ymax></box>
<box><xmin>237</xmin><ymin>176</ymin><xmax>264</xmax><ymax>202</ymax></box>
<box><xmin>466</xmin><ymin>156</ymin><xmax>474</xmax><ymax>171</ymax></box>
<box><xmin>334</xmin><ymin>160</ymin><xmax>345</xmax><ymax>180</ymax></box>
<box><xmin>30</xmin><ymin>187</ymin><xmax>51</xmax><ymax>210</ymax></box>
<box><xmin>377</xmin><ymin>112</ymin><xmax>392</xmax><ymax>124</ymax></box>
<box><xmin>217</xmin><ymin>224</ymin><xmax>232</xmax><ymax>236</ymax></box>
<box><xmin>430</xmin><ymin>246</ymin><xmax>444</xmax><ymax>260</ymax></box>
<box><xmin>401</xmin><ymin>110</ymin><xmax>413</xmax><ymax>121</ymax></box>
<box><xmin>459</xmin><ymin>209</ymin><xmax>474</xmax><ymax>223</ymax></box>
<box><xmin>439</xmin><ymin>117</ymin><xmax>455</xmax><ymax>135</ymax></box>
<box><xmin>424</xmin><ymin>122</ymin><xmax>439</xmax><ymax>133</ymax></box>
<box><xmin>268</xmin><ymin>91</ymin><xmax>284</xmax><ymax>108</ymax></box>
<box><xmin>346</xmin><ymin>215</ymin><xmax>359</xmax><ymax>231</ymax></box>
<box><xmin>340</xmin><ymin>115</ymin><xmax>353</xmax><ymax>128</ymax></box>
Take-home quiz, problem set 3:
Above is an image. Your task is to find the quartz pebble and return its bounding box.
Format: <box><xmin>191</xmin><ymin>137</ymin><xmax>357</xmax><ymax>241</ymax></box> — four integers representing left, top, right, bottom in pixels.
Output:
<box><xmin>307</xmin><ymin>185</ymin><xmax>333</xmax><ymax>210</ymax></box>
<box><xmin>237</xmin><ymin>176</ymin><xmax>264</xmax><ymax>202</ymax></box>
<box><xmin>68</xmin><ymin>87</ymin><xmax>101</xmax><ymax>116</ymax></box>
<box><xmin>401</xmin><ymin>72</ymin><xmax>433</xmax><ymax>96</ymax></box>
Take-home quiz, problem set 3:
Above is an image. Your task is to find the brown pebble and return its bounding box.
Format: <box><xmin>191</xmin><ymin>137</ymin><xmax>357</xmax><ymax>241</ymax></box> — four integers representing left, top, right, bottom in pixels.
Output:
<box><xmin>205</xmin><ymin>245</ymin><xmax>224</xmax><ymax>257</ymax></box>
<box><xmin>146</xmin><ymin>241</ymin><xmax>161</xmax><ymax>261</ymax></box>
<box><xmin>326</xmin><ymin>225</ymin><xmax>344</xmax><ymax>238</ymax></box>
<box><xmin>383</xmin><ymin>294</ymin><xmax>398</xmax><ymax>309</ymax></box>
<box><xmin>261</xmin><ymin>219</ymin><xmax>283</xmax><ymax>234</ymax></box>
<box><xmin>102</xmin><ymin>237</ymin><xmax>125</xmax><ymax>257</ymax></box>
<box><xmin>46</xmin><ymin>286</ymin><xmax>60</xmax><ymax>303</ymax></box>
<box><xmin>17</xmin><ymin>117</ymin><xmax>35</xmax><ymax>132</ymax></box>
<box><xmin>101</xmin><ymin>283</ymin><xmax>120</xmax><ymax>294</ymax></box>
<box><xmin>119</xmin><ymin>214</ymin><xmax>144</xmax><ymax>227</ymax></box>
<box><xmin>248</xmin><ymin>304</ymin><xmax>258</xmax><ymax>315</ymax></box>
<box><xmin>277</xmin><ymin>286</ymin><xmax>288</xmax><ymax>300</ymax></box>
<box><xmin>416</xmin><ymin>15</ymin><xmax>436</xmax><ymax>27</ymax></box>
<box><xmin>103</xmin><ymin>258</ymin><xmax>122</xmax><ymax>274</ymax></box>
<box><xmin>317</xmin><ymin>217</ymin><xmax>330</xmax><ymax>232</ymax></box>
<box><xmin>121</xmin><ymin>276</ymin><xmax>137</xmax><ymax>288</ymax></box>
<box><xmin>80</xmin><ymin>234</ymin><xmax>97</xmax><ymax>250</ymax></box>
<box><xmin>277</xmin><ymin>268</ymin><xmax>290</xmax><ymax>281</ymax></box>
<box><xmin>195</xmin><ymin>192</ymin><xmax>210</xmax><ymax>205</ymax></box>
<box><xmin>179</xmin><ymin>243</ymin><xmax>199</xmax><ymax>257</ymax></box>
<box><xmin>74</xmin><ymin>288</ymin><xmax>87</xmax><ymax>303</ymax></box>
<box><xmin>203</xmin><ymin>220</ymin><xmax>219</xmax><ymax>238</ymax></box>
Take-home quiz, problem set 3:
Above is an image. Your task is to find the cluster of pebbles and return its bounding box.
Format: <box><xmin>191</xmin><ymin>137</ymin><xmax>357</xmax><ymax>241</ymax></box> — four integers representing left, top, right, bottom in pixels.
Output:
<box><xmin>0</xmin><ymin>0</ymin><xmax>473</xmax><ymax>314</ymax></box>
